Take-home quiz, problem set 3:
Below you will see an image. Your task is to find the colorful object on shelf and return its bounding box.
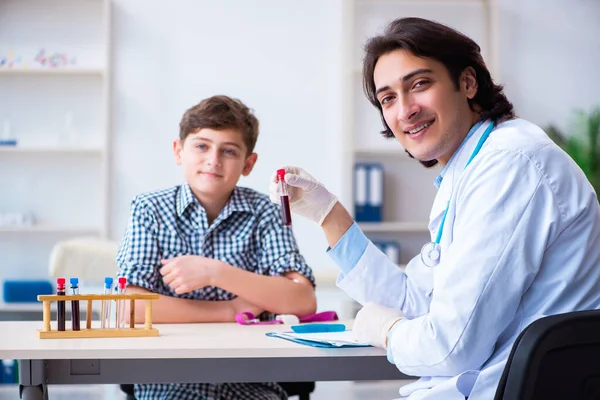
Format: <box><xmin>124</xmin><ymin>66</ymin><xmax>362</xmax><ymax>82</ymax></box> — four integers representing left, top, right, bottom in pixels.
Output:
<box><xmin>0</xmin><ymin>120</ymin><xmax>16</xmax><ymax>146</ymax></box>
<box><xmin>33</xmin><ymin>49</ymin><xmax>76</xmax><ymax>68</ymax></box>
<box><xmin>354</xmin><ymin>163</ymin><xmax>384</xmax><ymax>222</ymax></box>
<box><xmin>0</xmin><ymin>212</ymin><xmax>35</xmax><ymax>227</ymax></box>
<box><xmin>0</xmin><ymin>50</ymin><xmax>22</xmax><ymax>69</ymax></box>
<box><xmin>2</xmin><ymin>280</ymin><xmax>53</xmax><ymax>303</ymax></box>
<box><xmin>0</xmin><ymin>48</ymin><xmax>77</xmax><ymax>69</ymax></box>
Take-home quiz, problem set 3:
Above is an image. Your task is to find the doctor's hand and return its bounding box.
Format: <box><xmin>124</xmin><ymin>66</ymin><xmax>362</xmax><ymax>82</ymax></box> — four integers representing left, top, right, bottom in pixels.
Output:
<box><xmin>160</xmin><ymin>255</ymin><xmax>222</xmax><ymax>294</ymax></box>
<box><xmin>269</xmin><ymin>166</ymin><xmax>338</xmax><ymax>225</ymax></box>
<box><xmin>353</xmin><ymin>302</ymin><xmax>403</xmax><ymax>349</ymax></box>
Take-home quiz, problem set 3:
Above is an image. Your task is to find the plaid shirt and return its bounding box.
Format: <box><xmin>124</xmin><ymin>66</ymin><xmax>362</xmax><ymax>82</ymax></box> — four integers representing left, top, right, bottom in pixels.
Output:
<box><xmin>116</xmin><ymin>183</ymin><xmax>314</xmax><ymax>400</ymax></box>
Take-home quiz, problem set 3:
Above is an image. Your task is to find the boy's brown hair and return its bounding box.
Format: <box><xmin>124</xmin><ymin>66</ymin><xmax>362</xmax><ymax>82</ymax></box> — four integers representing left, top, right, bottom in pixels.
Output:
<box><xmin>179</xmin><ymin>95</ymin><xmax>259</xmax><ymax>155</ymax></box>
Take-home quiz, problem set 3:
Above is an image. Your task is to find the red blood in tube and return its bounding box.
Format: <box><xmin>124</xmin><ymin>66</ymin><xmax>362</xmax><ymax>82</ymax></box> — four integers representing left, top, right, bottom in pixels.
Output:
<box><xmin>280</xmin><ymin>195</ymin><xmax>292</xmax><ymax>226</ymax></box>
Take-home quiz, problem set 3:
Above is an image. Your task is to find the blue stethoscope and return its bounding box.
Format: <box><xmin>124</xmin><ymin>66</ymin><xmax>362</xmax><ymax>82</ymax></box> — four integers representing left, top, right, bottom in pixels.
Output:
<box><xmin>420</xmin><ymin>121</ymin><xmax>495</xmax><ymax>268</ymax></box>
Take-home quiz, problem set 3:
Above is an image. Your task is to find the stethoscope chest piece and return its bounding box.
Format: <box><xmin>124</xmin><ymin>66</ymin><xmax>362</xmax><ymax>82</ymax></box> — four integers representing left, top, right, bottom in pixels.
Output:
<box><xmin>421</xmin><ymin>241</ymin><xmax>441</xmax><ymax>268</ymax></box>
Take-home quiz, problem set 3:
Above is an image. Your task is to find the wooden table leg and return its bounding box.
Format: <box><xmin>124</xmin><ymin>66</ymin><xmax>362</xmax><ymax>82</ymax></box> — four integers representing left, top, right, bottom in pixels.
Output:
<box><xmin>43</xmin><ymin>301</ymin><xmax>51</xmax><ymax>332</ymax></box>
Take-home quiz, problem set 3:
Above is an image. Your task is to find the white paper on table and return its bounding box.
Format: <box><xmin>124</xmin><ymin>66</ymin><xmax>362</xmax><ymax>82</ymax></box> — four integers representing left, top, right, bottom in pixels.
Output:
<box><xmin>271</xmin><ymin>330</ymin><xmax>370</xmax><ymax>347</ymax></box>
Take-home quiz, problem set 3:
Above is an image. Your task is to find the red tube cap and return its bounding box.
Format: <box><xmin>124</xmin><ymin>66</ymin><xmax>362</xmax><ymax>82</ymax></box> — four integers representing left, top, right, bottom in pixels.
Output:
<box><xmin>276</xmin><ymin>168</ymin><xmax>286</xmax><ymax>181</ymax></box>
<box><xmin>56</xmin><ymin>277</ymin><xmax>66</xmax><ymax>290</ymax></box>
<box><xmin>118</xmin><ymin>277</ymin><xmax>127</xmax><ymax>288</ymax></box>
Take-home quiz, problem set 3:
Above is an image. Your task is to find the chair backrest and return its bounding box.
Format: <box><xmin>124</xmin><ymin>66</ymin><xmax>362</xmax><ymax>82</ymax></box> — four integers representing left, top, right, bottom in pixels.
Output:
<box><xmin>494</xmin><ymin>309</ymin><xmax>600</xmax><ymax>400</ymax></box>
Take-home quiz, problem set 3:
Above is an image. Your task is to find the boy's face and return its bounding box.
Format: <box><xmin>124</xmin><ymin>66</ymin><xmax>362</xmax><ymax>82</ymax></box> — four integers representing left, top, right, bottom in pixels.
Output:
<box><xmin>173</xmin><ymin>128</ymin><xmax>257</xmax><ymax>202</ymax></box>
<box><xmin>373</xmin><ymin>49</ymin><xmax>478</xmax><ymax>166</ymax></box>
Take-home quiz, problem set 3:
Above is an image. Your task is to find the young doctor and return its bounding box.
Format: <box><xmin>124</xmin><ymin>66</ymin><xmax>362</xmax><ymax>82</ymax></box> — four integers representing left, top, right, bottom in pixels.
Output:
<box><xmin>270</xmin><ymin>17</ymin><xmax>600</xmax><ymax>400</ymax></box>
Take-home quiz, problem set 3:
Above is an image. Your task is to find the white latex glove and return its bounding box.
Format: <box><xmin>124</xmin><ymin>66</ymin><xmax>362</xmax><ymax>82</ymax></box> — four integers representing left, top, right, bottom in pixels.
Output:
<box><xmin>353</xmin><ymin>302</ymin><xmax>403</xmax><ymax>349</ymax></box>
<box><xmin>269</xmin><ymin>166</ymin><xmax>338</xmax><ymax>226</ymax></box>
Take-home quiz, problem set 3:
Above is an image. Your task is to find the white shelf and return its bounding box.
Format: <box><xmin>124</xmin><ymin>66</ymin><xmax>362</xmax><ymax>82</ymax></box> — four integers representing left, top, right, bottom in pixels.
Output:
<box><xmin>0</xmin><ymin>146</ymin><xmax>104</xmax><ymax>154</ymax></box>
<box><xmin>358</xmin><ymin>221</ymin><xmax>429</xmax><ymax>233</ymax></box>
<box><xmin>0</xmin><ymin>68</ymin><xmax>105</xmax><ymax>76</ymax></box>
<box><xmin>0</xmin><ymin>225</ymin><xmax>102</xmax><ymax>234</ymax></box>
<box><xmin>354</xmin><ymin>148</ymin><xmax>410</xmax><ymax>158</ymax></box>
<box><xmin>355</xmin><ymin>0</ymin><xmax>484</xmax><ymax>6</ymax></box>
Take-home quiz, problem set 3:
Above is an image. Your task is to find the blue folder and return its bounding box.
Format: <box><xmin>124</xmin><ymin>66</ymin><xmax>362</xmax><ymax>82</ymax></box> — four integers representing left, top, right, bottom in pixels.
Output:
<box><xmin>354</xmin><ymin>163</ymin><xmax>384</xmax><ymax>222</ymax></box>
<box><xmin>266</xmin><ymin>331</ymin><xmax>371</xmax><ymax>348</ymax></box>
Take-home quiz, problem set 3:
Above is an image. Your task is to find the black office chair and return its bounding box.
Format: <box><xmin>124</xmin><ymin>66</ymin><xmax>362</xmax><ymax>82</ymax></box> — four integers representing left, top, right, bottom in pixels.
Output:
<box><xmin>120</xmin><ymin>382</ymin><xmax>315</xmax><ymax>399</ymax></box>
<box><xmin>494</xmin><ymin>309</ymin><xmax>600</xmax><ymax>400</ymax></box>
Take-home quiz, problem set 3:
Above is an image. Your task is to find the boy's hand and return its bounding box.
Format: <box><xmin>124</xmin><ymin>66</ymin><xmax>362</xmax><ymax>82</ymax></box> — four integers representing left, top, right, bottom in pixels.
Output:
<box><xmin>160</xmin><ymin>255</ymin><xmax>223</xmax><ymax>294</ymax></box>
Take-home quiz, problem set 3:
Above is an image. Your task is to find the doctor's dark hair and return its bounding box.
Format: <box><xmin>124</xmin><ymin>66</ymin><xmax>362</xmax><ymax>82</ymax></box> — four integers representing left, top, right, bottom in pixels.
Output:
<box><xmin>362</xmin><ymin>17</ymin><xmax>515</xmax><ymax>168</ymax></box>
<box><xmin>179</xmin><ymin>95</ymin><xmax>259</xmax><ymax>156</ymax></box>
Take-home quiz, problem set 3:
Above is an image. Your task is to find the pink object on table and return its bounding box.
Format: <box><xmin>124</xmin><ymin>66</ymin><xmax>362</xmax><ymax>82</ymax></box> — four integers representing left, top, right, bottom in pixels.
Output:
<box><xmin>235</xmin><ymin>310</ymin><xmax>339</xmax><ymax>326</ymax></box>
<box><xmin>299</xmin><ymin>311</ymin><xmax>339</xmax><ymax>323</ymax></box>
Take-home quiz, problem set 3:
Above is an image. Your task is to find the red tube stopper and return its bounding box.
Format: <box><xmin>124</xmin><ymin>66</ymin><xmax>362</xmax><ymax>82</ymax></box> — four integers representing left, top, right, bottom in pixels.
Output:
<box><xmin>276</xmin><ymin>168</ymin><xmax>286</xmax><ymax>182</ymax></box>
<box><xmin>118</xmin><ymin>277</ymin><xmax>127</xmax><ymax>289</ymax></box>
<box><xmin>56</xmin><ymin>277</ymin><xmax>66</xmax><ymax>290</ymax></box>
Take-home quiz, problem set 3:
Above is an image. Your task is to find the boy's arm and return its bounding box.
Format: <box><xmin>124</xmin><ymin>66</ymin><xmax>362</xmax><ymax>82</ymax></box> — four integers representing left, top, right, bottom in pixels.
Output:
<box><xmin>211</xmin><ymin>268</ymin><xmax>316</xmax><ymax>317</ymax></box>
<box><xmin>159</xmin><ymin>254</ymin><xmax>316</xmax><ymax>317</ymax></box>
<box><xmin>159</xmin><ymin>203</ymin><xmax>317</xmax><ymax>317</ymax></box>
<box><xmin>236</xmin><ymin>202</ymin><xmax>316</xmax><ymax>317</ymax></box>
<box><xmin>125</xmin><ymin>285</ymin><xmax>262</xmax><ymax>324</ymax></box>
<box><xmin>116</xmin><ymin>196</ymin><xmax>262</xmax><ymax>324</ymax></box>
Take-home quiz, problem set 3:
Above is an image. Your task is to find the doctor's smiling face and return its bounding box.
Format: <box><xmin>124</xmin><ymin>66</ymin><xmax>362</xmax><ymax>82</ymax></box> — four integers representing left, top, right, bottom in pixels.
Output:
<box><xmin>373</xmin><ymin>49</ymin><xmax>479</xmax><ymax>166</ymax></box>
<box><xmin>362</xmin><ymin>18</ymin><xmax>515</xmax><ymax>168</ymax></box>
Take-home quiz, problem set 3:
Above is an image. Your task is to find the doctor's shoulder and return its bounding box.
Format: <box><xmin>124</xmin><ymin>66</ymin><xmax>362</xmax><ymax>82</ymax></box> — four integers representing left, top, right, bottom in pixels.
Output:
<box><xmin>486</xmin><ymin>118</ymin><xmax>595</xmax><ymax>205</ymax></box>
<box><xmin>485</xmin><ymin>119</ymin><xmax>578</xmax><ymax>168</ymax></box>
<box><xmin>489</xmin><ymin>118</ymin><xmax>555</xmax><ymax>154</ymax></box>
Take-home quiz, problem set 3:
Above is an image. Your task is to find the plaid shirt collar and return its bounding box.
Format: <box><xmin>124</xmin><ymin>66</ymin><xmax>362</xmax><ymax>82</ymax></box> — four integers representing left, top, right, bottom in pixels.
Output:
<box><xmin>176</xmin><ymin>182</ymin><xmax>255</xmax><ymax>218</ymax></box>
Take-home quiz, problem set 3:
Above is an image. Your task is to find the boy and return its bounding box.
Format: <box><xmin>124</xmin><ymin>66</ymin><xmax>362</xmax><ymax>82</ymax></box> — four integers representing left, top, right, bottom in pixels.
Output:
<box><xmin>116</xmin><ymin>95</ymin><xmax>316</xmax><ymax>400</ymax></box>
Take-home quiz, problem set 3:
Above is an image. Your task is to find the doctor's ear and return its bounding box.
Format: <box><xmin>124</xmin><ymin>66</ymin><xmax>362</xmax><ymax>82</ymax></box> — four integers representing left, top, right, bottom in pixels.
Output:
<box><xmin>461</xmin><ymin>67</ymin><xmax>478</xmax><ymax>100</ymax></box>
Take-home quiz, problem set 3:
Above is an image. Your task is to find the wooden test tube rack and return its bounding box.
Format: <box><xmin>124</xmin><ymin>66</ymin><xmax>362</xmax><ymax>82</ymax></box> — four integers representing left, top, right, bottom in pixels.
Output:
<box><xmin>36</xmin><ymin>293</ymin><xmax>160</xmax><ymax>339</ymax></box>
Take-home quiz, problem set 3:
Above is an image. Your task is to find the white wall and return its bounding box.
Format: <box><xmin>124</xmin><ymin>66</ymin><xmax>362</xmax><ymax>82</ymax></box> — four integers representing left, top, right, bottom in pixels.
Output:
<box><xmin>109</xmin><ymin>0</ymin><xmax>346</xmax><ymax>273</ymax></box>
<box><xmin>2</xmin><ymin>0</ymin><xmax>598</xmax><ymax>285</ymax></box>
<box><xmin>497</xmin><ymin>0</ymin><xmax>600</xmax><ymax>132</ymax></box>
<box><xmin>108</xmin><ymin>0</ymin><xmax>600</xmax><ymax>275</ymax></box>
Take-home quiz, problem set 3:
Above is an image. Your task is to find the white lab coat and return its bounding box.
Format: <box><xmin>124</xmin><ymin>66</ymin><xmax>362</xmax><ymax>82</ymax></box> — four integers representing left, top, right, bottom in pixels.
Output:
<box><xmin>337</xmin><ymin>119</ymin><xmax>600</xmax><ymax>399</ymax></box>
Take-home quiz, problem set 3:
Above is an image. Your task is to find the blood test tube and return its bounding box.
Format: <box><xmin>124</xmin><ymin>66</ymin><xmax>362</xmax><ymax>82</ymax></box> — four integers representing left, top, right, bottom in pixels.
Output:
<box><xmin>277</xmin><ymin>168</ymin><xmax>292</xmax><ymax>226</ymax></box>
<box><xmin>56</xmin><ymin>278</ymin><xmax>66</xmax><ymax>331</ymax></box>
<box><xmin>70</xmin><ymin>277</ymin><xmax>80</xmax><ymax>331</ymax></box>
<box><xmin>116</xmin><ymin>277</ymin><xmax>127</xmax><ymax>329</ymax></box>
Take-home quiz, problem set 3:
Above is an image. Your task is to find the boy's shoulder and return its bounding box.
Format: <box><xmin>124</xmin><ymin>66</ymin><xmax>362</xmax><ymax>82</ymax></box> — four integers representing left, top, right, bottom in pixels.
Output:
<box><xmin>234</xmin><ymin>186</ymin><xmax>278</xmax><ymax>215</ymax></box>
<box><xmin>130</xmin><ymin>186</ymin><xmax>180</xmax><ymax>215</ymax></box>
<box><xmin>130</xmin><ymin>185</ymin><xmax>278</xmax><ymax>218</ymax></box>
